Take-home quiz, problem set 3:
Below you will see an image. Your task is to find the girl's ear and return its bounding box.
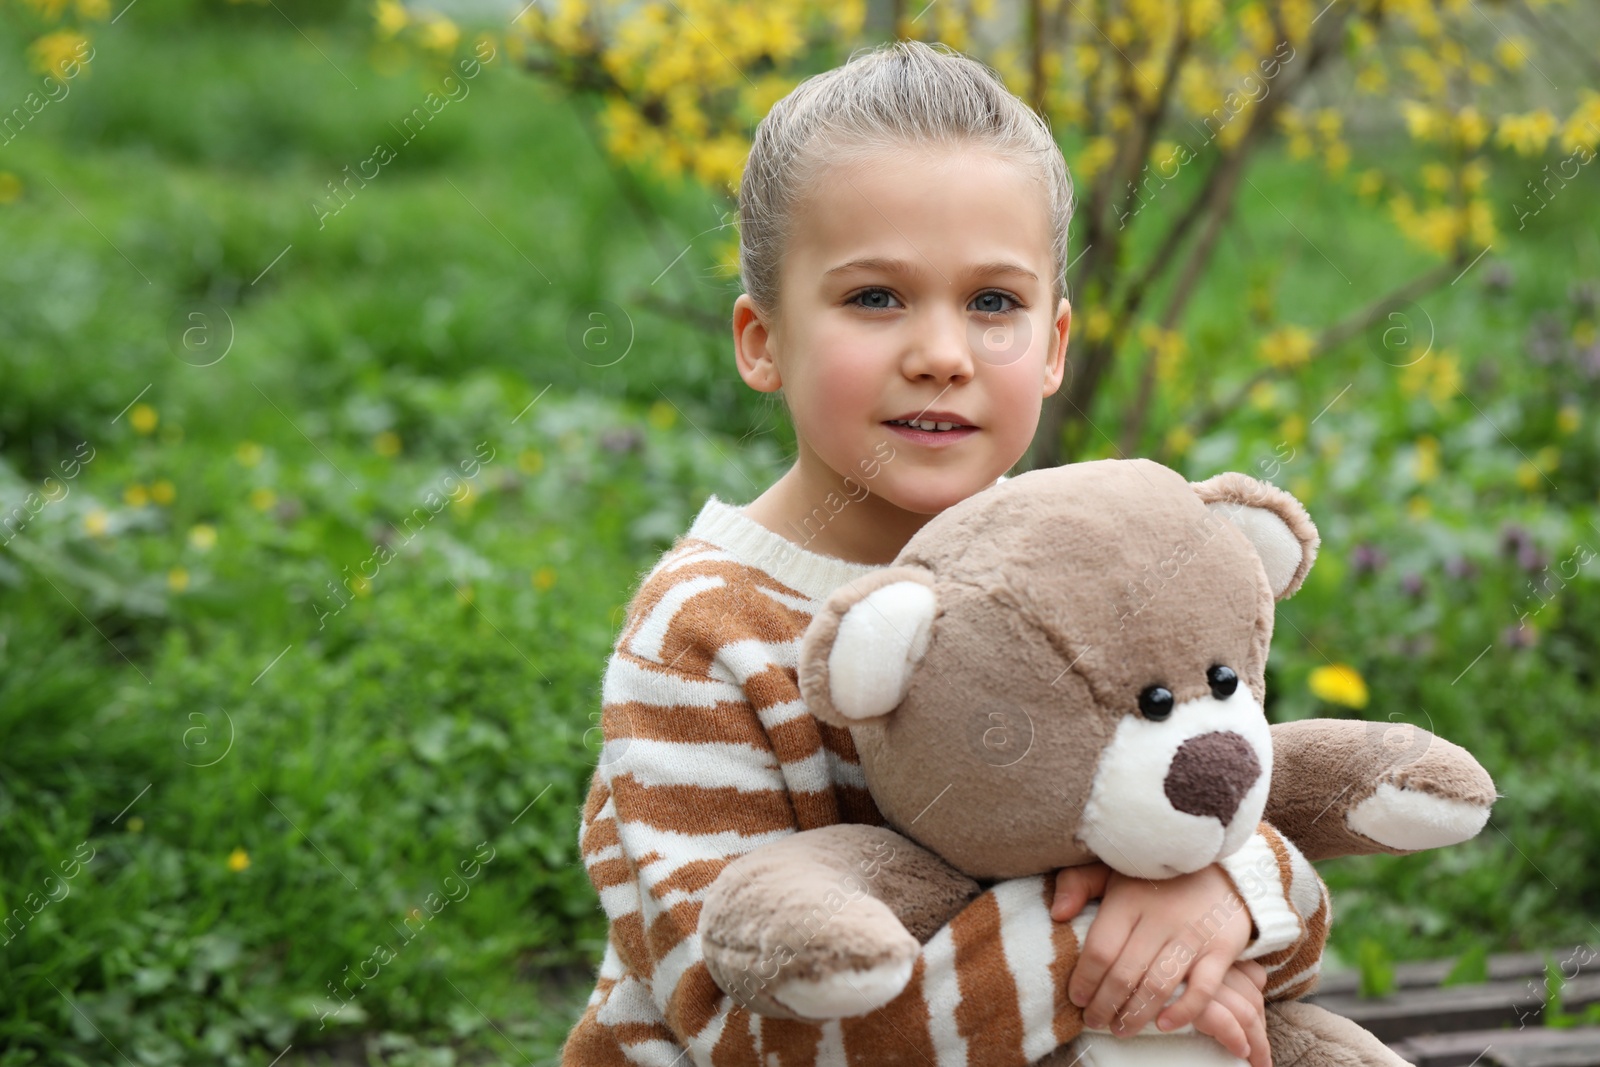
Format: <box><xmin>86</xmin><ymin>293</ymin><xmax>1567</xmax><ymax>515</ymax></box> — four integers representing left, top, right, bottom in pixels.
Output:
<box><xmin>1189</xmin><ymin>471</ymin><xmax>1319</xmax><ymax>600</ymax></box>
<box><xmin>798</xmin><ymin>566</ymin><xmax>939</xmax><ymax>728</ymax></box>
<box><xmin>732</xmin><ymin>293</ymin><xmax>781</xmax><ymax>393</ymax></box>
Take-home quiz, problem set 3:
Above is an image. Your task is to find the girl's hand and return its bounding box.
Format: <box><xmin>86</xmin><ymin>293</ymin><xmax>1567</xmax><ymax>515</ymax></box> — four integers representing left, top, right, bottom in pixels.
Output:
<box><xmin>1191</xmin><ymin>961</ymin><xmax>1272</xmax><ymax>1067</ymax></box>
<box><xmin>1051</xmin><ymin>862</ymin><xmax>1255</xmax><ymax>1048</ymax></box>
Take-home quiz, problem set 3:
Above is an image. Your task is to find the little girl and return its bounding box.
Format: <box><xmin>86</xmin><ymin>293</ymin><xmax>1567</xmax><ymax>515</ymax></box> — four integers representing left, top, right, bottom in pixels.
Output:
<box><xmin>562</xmin><ymin>39</ymin><xmax>1328</xmax><ymax>1067</ymax></box>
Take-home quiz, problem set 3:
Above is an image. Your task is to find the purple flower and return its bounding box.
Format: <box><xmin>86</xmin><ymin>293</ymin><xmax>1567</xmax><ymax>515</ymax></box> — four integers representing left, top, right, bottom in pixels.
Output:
<box><xmin>1351</xmin><ymin>542</ymin><xmax>1387</xmax><ymax>576</ymax></box>
<box><xmin>1501</xmin><ymin>623</ymin><xmax>1538</xmax><ymax>649</ymax></box>
<box><xmin>1444</xmin><ymin>556</ymin><xmax>1479</xmax><ymax>581</ymax></box>
<box><xmin>1483</xmin><ymin>262</ymin><xmax>1515</xmax><ymax>295</ymax></box>
<box><xmin>1517</xmin><ymin>544</ymin><xmax>1549</xmax><ymax>574</ymax></box>
<box><xmin>1500</xmin><ymin>523</ymin><xmax>1532</xmax><ymax>559</ymax></box>
<box><xmin>1401</xmin><ymin>573</ymin><xmax>1425</xmax><ymax>598</ymax></box>
<box><xmin>599</xmin><ymin>426</ymin><xmax>645</xmax><ymax>454</ymax></box>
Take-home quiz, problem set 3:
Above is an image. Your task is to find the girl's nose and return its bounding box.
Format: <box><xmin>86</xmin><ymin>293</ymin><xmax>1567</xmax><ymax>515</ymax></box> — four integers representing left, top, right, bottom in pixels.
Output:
<box><xmin>903</xmin><ymin>304</ymin><xmax>977</xmax><ymax>382</ymax></box>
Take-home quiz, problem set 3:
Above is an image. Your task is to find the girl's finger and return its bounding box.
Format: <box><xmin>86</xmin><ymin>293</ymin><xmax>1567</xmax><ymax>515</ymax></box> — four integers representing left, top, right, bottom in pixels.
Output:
<box><xmin>1191</xmin><ymin>1000</ymin><xmax>1249</xmax><ymax>1061</ymax></box>
<box><xmin>1114</xmin><ymin>937</ymin><xmax>1193</xmax><ymax>1035</ymax></box>
<box><xmin>1051</xmin><ymin>862</ymin><xmax>1111</xmax><ymax>922</ymax></box>
<box><xmin>1156</xmin><ymin>949</ymin><xmax>1231</xmax><ymax>1032</ymax></box>
<box><xmin>1211</xmin><ymin>980</ymin><xmax>1270</xmax><ymax>1067</ymax></box>
<box><xmin>1087</xmin><ymin>923</ymin><xmax>1164</xmax><ymax>1033</ymax></box>
<box><xmin>1068</xmin><ymin>907</ymin><xmax>1132</xmax><ymax>1013</ymax></box>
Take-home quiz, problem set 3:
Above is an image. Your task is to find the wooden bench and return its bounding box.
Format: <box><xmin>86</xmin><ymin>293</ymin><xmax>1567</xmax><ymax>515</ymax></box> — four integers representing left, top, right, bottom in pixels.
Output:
<box><xmin>1305</xmin><ymin>946</ymin><xmax>1600</xmax><ymax>1066</ymax></box>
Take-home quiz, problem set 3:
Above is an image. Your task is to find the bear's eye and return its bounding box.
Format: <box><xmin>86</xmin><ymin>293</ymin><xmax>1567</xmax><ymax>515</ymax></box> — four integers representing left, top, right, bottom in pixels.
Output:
<box><xmin>1138</xmin><ymin>685</ymin><xmax>1174</xmax><ymax>721</ymax></box>
<box><xmin>1208</xmin><ymin>664</ymin><xmax>1239</xmax><ymax>700</ymax></box>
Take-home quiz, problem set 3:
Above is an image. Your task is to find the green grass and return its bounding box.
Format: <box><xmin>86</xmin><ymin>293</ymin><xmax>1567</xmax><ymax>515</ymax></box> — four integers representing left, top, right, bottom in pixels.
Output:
<box><xmin>1</xmin><ymin>10</ymin><xmax>1597</xmax><ymax>1065</ymax></box>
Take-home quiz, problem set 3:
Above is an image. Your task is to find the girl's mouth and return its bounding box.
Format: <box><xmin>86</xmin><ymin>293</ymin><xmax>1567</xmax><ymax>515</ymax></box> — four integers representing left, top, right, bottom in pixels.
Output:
<box><xmin>883</xmin><ymin>419</ymin><xmax>979</xmax><ymax>445</ymax></box>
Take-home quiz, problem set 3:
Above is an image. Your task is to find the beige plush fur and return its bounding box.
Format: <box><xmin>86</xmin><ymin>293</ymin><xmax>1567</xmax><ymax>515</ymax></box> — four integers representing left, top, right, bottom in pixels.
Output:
<box><xmin>699</xmin><ymin>459</ymin><xmax>1493</xmax><ymax>1066</ymax></box>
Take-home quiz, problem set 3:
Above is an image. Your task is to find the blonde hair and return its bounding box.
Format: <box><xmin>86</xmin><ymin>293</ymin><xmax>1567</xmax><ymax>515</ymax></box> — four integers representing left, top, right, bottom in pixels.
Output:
<box><xmin>737</xmin><ymin>38</ymin><xmax>1074</xmax><ymax>321</ymax></box>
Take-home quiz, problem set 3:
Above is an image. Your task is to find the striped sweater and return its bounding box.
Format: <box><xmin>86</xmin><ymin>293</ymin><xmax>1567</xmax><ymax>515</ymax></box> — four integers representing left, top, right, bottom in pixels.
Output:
<box><xmin>562</xmin><ymin>492</ymin><xmax>1331</xmax><ymax>1066</ymax></box>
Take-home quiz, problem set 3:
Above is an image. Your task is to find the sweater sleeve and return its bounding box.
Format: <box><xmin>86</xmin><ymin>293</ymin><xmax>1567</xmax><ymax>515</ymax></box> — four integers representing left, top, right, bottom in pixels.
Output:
<box><xmin>1218</xmin><ymin>820</ymin><xmax>1330</xmax><ymax>1000</ymax></box>
<box><xmin>578</xmin><ymin>577</ymin><xmax>1081</xmax><ymax>1067</ymax></box>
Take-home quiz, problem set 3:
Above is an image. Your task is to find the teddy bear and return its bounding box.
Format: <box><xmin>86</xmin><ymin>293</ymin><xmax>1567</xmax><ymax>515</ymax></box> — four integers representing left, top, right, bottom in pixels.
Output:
<box><xmin>698</xmin><ymin>458</ymin><xmax>1497</xmax><ymax>1067</ymax></box>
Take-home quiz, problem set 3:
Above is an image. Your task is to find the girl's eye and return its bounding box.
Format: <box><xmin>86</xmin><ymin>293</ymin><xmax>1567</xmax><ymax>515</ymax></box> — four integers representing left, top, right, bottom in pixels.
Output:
<box><xmin>850</xmin><ymin>287</ymin><xmax>900</xmax><ymax>310</ymax></box>
<box><xmin>971</xmin><ymin>290</ymin><xmax>1019</xmax><ymax>314</ymax></box>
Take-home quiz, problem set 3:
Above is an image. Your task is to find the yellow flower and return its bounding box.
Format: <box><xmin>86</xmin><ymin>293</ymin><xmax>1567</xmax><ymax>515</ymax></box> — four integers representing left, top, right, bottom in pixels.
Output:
<box><xmin>1309</xmin><ymin>664</ymin><xmax>1369</xmax><ymax>709</ymax></box>
<box><xmin>1163</xmin><ymin>425</ymin><xmax>1194</xmax><ymax>457</ymax></box>
<box><xmin>227</xmin><ymin>848</ymin><xmax>251</xmax><ymax>873</ymax></box>
<box><xmin>1280</xmin><ymin>413</ymin><xmax>1306</xmax><ymax>448</ymax></box>
<box><xmin>1494</xmin><ymin>36</ymin><xmax>1531</xmax><ymax>71</ymax></box>
<box><xmin>83</xmin><ymin>509</ymin><xmax>109</xmax><ymax>537</ymax></box>
<box><xmin>1083</xmin><ymin>306</ymin><xmax>1114</xmax><ymax>343</ymax></box>
<box><xmin>1407</xmin><ymin>495</ymin><xmax>1431</xmax><ymax>520</ymax></box>
<box><xmin>456</xmin><ymin>584</ymin><xmax>475</xmax><ymax>605</ymax></box>
<box><xmin>1414</xmin><ymin>435</ymin><xmax>1440</xmax><ymax>483</ymax></box>
<box><xmin>374</xmin><ymin>431</ymin><xmax>402</xmax><ymax>457</ymax></box>
<box><xmin>351</xmin><ymin>575</ymin><xmax>372</xmax><ymax>597</ymax></box>
<box><xmin>1516</xmin><ymin>461</ymin><xmax>1541</xmax><ymax>490</ymax></box>
<box><xmin>532</xmin><ymin>566</ymin><xmax>556</xmax><ymax>591</ymax></box>
<box><xmin>123</xmin><ymin>484</ymin><xmax>149</xmax><ymax>507</ymax></box>
<box><xmin>129</xmin><ymin>404</ymin><xmax>158</xmax><ymax>434</ymax></box>
<box><xmin>188</xmin><ymin>524</ymin><xmax>217</xmax><ymax>551</ymax></box>
<box><xmin>77</xmin><ymin>0</ymin><xmax>111</xmax><ymax>16</ymax></box>
<box><xmin>373</xmin><ymin>0</ymin><xmax>408</xmax><ymax>38</ymax></box>
<box><xmin>517</xmin><ymin>449</ymin><xmax>544</xmax><ymax>475</ymax></box>
<box><xmin>1259</xmin><ymin>326</ymin><xmax>1315</xmax><ymax>370</ymax></box>
<box><xmin>235</xmin><ymin>441</ymin><xmax>263</xmax><ymax>467</ymax></box>
<box><xmin>419</xmin><ymin>15</ymin><xmax>460</xmax><ymax>53</ymax></box>
<box><xmin>1289</xmin><ymin>477</ymin><xmax>1313</xmax><ymax>504</ymax></box>
<box><xmin>646</xmin><ymin>399</ymin><xmax>676</xmax><ymax>431</ymax></box>
<box><xmin>1496</xmin><ymin>110</ymin><xmax>1558</xmax><ymax>157</ymax></box>
<box><xmin>126</xmin><ymin>816</ymin><xmax>144</xmax><ymax>833</ymax></box>
<box><xmin>249</xmin><ymin>487</ymin><xmax>278</xmax><ymax>511</ymax></box>
<box><xmin>1248</xmin><ymin>381</ymin><xmax>1279</xmax><ymax>412</ymax></box>
<box><xmin>27</xmin><ymin>31</ymin><xmax>90</xmax><ymax>78</ymax></box>
<box><xmin>168</xmin><ymin>567</ymin><xmax>190</xmax><ymax>592</ymax></box>
<box><xmin>452</xmin><ymin>481</ymin><xmax>478</xmax><ymax>509</ymax></box>
<box><xmin>150</xmin><ymin>479</ymin><xmax>175</xmax><ymax>505</ymax></box>
<box><xmin>1558</xmin><ymin>404</ymin><xmax>1580</xmax><ymax>435</ymax></box>
<box><xmin>1355</xmin><ymin>169</ymin><xmax>1384</xmax><ymax>200</ymax></box>
<box><xmin>0</xmin><ymin>172</ymin><xmax>22</xmax><ymax>204</ymax></box>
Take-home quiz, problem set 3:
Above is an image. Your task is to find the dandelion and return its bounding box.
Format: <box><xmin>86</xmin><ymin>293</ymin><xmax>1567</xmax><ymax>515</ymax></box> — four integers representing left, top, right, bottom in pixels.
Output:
<box><xmin>646</xmin><ymin>399</ymin><xmax>677</xmax><ymax>431</ymax></box>
<box><xmin>1162</xmin><ymin>425</ymin><xmax>1194</xmax><ymax>457</ymax></box>
<box><xmin>532</xmin><ymin>566</ymin><xmax>557</xmax><ymax>591</ymax></box>
<box><xmin>227</xmin><ymin>848</ymin><xmax>251</xmax><ymax>873</ymax></box>
<box><xmin>126</xmin><ymin>816</ymin><xmax>144</xmax><ymax>833</ymax></box>
<box><xmin>1558</xmin><ymin>404</ymin><xmax>1580</xmax><ymax>434</ymax></box>
<box><xmin>374</xmin><ymin>431</ymin><xmax>402</xmax><ymax>457</ymax></box>
<box><xmin>129</xmin><ymin>404</ymin><xmax>158</xmax><ymax>434</ymax></box>
<box><xmin>124</xmin><ymin>484</ymin><xmax>150</xmax><ymax>507</ymax></box>
<box><xmin>0</xmin><ymin>172</ymin><xmax>22</xmax><ymax>204</ymax></box>
<box><xmin>236</xmin><ymin>441</ymin><xmax>263</xmax><ymax>467</ymax></box>
<box><xmin>517</xmin><ymin>449</ymin><xmax>544</xmax><ymax>475</ymax></box>
<box><xmin>1414</xmin><ymin>435</ymin><xmax>1440</xmax><ymax>483</ymax></box>
<box><xmin>83</xmin><ymin>509</ymin><xmax>109</xmax><ymax>537</ymax></box>
<box><xmin>168</xmin><ymin>567</ymin><xmax>190</xmax><ymax>593</ymax></box>
<box><xmin>150</xmin><ymin>479</ymin><xmax>176</xmax><ymax>505</ymax></box>
<box><xmin>1309</xmin><ymin>663</ymin><xmax>1369</xmax><ymax>709</ymax></box>
<box><xmin>250</xmin><ymin>487</ymin><xmax>278</xmax><ymax>511</ymax></box>
<box><xmin>189</xmin><ymin>524</ymin><xmax>217</xmax><ymax>551</ymax></box>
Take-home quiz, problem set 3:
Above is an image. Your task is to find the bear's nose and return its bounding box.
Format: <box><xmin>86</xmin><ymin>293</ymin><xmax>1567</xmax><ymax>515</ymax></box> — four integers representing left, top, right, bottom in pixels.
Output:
<box><xmin>1163</xmin><ymin>731</ymin><xmax>1261</xmax><ymax>825</ymax></box>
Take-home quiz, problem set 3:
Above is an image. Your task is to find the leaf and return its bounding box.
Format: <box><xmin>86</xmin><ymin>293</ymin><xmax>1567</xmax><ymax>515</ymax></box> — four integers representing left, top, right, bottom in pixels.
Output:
<box><xmin>1442</xmin><ymin>943</ymin><xmax>1489</xmax><ymax>986</ymax></box>
<box><xmin>1357</xmin><ymin>938</ymin><xmax>1396</xmax><ymax>999</ymax></box>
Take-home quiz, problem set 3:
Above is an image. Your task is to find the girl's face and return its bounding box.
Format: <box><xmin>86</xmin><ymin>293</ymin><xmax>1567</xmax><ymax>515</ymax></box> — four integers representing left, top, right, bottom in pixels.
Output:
<box><xmin>734</xmin><ymin>144</ymin><xmax>1070</xmax><ymax>517</ymax></box>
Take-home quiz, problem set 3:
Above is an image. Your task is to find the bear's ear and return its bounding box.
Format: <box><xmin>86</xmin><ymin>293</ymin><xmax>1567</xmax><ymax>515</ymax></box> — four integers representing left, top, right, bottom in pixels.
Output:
<box><xmin>1189</xmin><ymin>471</ymin><xmax>1319</xmax><ymax>600</ymax></box>
<box><xmin>798</xmin><ymin>565</ymin><xmax>939</xmax><ymax>728</ymax></box>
